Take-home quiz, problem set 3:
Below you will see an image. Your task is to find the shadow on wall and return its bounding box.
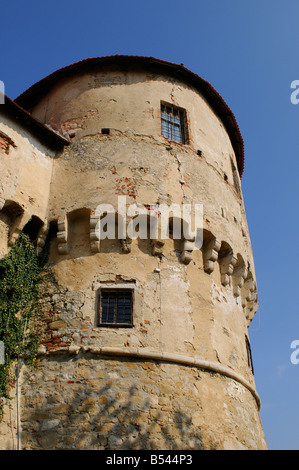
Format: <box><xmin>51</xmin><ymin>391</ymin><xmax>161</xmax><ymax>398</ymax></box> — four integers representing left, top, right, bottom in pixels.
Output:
<box><xmin>21</xmin><ymin>356</ymin><xmax>206</xmax><ymax>450</ymax></box>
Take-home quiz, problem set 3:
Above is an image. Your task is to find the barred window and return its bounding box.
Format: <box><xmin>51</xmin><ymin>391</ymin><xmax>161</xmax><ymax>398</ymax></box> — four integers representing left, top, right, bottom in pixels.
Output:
<box><xmin>161</xmin><ymin>103</ymin><xmax>187</xmax><ymax>144</ymax></box>
<box><xmin>99</xmin><ymin>289</ymin><xmax>133</xmax><ymax>327</ymax></box>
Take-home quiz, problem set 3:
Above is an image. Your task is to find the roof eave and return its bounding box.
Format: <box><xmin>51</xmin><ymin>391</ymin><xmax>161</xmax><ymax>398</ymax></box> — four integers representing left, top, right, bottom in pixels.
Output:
<box><xmin>1</xmin><ymin>93</ymin><xmax>70</xmax><ymax>149</ymax></box>
<box><xmin>14</xmin><ymin>55</ymin><xmax>244</xmax><ymax>176</ymax></box>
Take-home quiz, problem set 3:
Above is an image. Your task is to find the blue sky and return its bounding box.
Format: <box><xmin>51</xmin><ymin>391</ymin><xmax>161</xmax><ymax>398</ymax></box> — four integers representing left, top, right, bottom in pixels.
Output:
<box><xmin>1</xmin><ymin>0</ymin><xmax>299</xmax><ymax>450</ymax></box>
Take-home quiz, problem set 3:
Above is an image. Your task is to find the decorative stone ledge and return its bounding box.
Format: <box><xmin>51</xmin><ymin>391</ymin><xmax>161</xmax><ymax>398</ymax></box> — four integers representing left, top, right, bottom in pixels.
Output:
<box><xmin>37</xmin><ymin>344</ymin><xmax>261</xmax><ymax>409</ymax></box>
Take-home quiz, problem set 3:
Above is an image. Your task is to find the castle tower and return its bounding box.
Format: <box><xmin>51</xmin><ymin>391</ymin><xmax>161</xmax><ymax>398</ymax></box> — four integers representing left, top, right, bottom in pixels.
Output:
<box><xmin>0</xmin><ymin>56</ymin><xmax>267</xmax><ymax>450</ymax></box>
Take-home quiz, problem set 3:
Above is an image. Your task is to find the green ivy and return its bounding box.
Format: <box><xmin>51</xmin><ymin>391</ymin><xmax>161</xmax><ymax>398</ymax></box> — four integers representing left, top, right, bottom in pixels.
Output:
<box><xmin>0</xmin><ymin>232</ymin><xmax>45</xmax><ymax>418</ymax></box>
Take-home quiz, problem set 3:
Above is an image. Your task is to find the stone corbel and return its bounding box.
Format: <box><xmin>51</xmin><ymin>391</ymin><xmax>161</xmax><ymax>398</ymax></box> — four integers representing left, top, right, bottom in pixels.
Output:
<box><xmin>233</xmin><ymin>264</ymin><xmax>248</xmax><ymax>297</ymax></box>
<box><xmin>90</xmin><ymin>213</ymin><xmax>100</xmax><ymax>253</ymax></box>
<box><xmin>57</xmin><ymin>215</ymin><xmax>68</xmax><ymax>254</ymax></box>
<box><xmin>117</xmin><ymin>216</ymin><xmax>132</xmax><ymax>253</ymax></box>
<box><xmin>36</xmin><ymin>221</ymin><xmax>49</xmax><ymax>255</ymax></box>
<box><xmin>0</xmin><ymin>198</ymin><xmax>5</xmax><ymax>211</ymax></box>
<box><xmin>151</xmin><ymin>216</ymin><xmax>165</xmax><ymax>256</ymax></box>
<box><xmin>181</xmin><ymin>239</ymin><xmax>195</xmax><ymax>264</ymax></box>
<box><xmin>246</xmin><ymin>287</ymin><xmax>258</xmax><ymax>303</ymax></box>
<box><xmin>220</xmin><ymin>251</ymin><xmax>237</xmax><ymax>286</ymax></box>
<box><xmin>244</xmin><ymin>276</ymin><xmax>257</xmax><ymax>301</ymax></box>
<box><xmin>245</xmin><ymin>279</ymin><xmax>258</xmax><ymax>315</ymax></box>
<box><xmin>246</xmin><ymin>297</ymin><xmax>258</xmax><ymax>323</ymax></box>
<box><xmin>8</xmin><ymin>230</ymin><xmax>21</xmax><ymax>247</ymax></box>
<box><xmin>241</xmin><ymin>274</ymin><xmax>258</xmax><ymax>312</ymax></box>
<box><xmin>120</xmin><ymin>237</ymin><xmax>132</xmax><ymax>253</ymax></box>
<box><xmin>203</xmin><ymin>238</ymin><xmax>221</xmax><ymax>274</ymax></box>
<box><xmin>151</xmin><ymin>238</ymin><xmax>165</xmax><ymax>256</ymax></box>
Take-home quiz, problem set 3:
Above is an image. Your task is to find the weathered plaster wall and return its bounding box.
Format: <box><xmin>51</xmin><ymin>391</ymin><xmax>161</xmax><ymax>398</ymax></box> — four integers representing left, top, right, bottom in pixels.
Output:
<box><xmin>0</xmin><ymin>113</ymin><xmax>54</xmax><ymax>254</ymax></box>
<box><xmin>38</xmin><ymin>236</ymin><xmax>253</xmax><ymax>378</ymax></box>
<box><xmin>29</xmin><ymin>67</ymin><xmax>251</xmax><ymax>259</ymax></box>
<box><xmin>31</xmin><ymin>67</ymin><xmax>242</xmax><ymax>182</ymax></box>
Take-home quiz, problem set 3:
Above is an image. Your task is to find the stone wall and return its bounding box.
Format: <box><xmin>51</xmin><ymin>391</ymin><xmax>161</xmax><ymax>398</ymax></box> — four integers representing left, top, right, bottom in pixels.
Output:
<box><xmin>0</xmin><ymin>379</ymin><xmax>19</xmax><ymax>450</ymax></box>
<box><xmin>19</xmin><ymin>355</ymin><xmax>266</xmax><ymax>450</ymax></box>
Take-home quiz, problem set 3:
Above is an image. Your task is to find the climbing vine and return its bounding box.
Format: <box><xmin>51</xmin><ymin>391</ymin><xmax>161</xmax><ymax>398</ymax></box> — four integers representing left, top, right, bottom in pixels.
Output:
<box><xmin>0</xmin><ymin>232</ymin><xmax>45</xmax><ymax>418</ymax></box>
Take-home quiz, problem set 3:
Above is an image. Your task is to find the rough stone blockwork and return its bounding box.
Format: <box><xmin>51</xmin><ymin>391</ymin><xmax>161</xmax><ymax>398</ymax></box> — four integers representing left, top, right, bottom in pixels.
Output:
<box><xmin>20</xmin><ymin>357</ymin><xmax>265</xmax><ymax>450</ymax></box>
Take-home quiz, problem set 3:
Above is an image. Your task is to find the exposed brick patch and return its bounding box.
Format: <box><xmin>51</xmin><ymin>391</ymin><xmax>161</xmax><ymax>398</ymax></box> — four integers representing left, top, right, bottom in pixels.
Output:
<box><xmin>114</xmin><ymin>177</ymin><xmax>137</xmax><ymax>198</ymax></box>
<box><xmin>42</xmin><ymin>334</ymin><xmax>69</xmax><ymax>352</ymax></box>
<box><xmin>0</xmin><ymin>131</ymin><xmax>17</xmax><ymax>154</ymax></box>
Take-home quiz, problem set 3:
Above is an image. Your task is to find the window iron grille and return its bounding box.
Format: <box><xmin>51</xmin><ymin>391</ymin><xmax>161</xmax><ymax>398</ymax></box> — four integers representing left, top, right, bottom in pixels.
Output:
<box><xmin>99</xmin><ymin>289</ymin><xmax>133</xmax><ymax>327</ymax></box>
<box><xmin>161</xmin><ymin>103</ymin><xmax>187</xmax><ymax>144</ymax></box>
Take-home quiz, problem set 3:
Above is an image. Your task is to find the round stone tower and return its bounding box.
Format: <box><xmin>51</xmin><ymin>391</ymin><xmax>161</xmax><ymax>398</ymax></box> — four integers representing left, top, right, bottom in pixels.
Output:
<box><xmin>4</xmin><ymin>56</ymin><xmax>266</xmax><ymax>449</ymax></box>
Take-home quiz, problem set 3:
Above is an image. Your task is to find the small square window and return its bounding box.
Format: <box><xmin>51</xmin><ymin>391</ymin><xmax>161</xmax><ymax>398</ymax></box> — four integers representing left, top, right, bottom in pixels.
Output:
<box><xmin>99</xmin><ymin>289</ymin><xmax>133</xmax><ymax>327</ymax></box>
<box><xmin>161</xmin><ymin>103</ymin><xmax>188</xmax><ymax>144</ymax></box>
